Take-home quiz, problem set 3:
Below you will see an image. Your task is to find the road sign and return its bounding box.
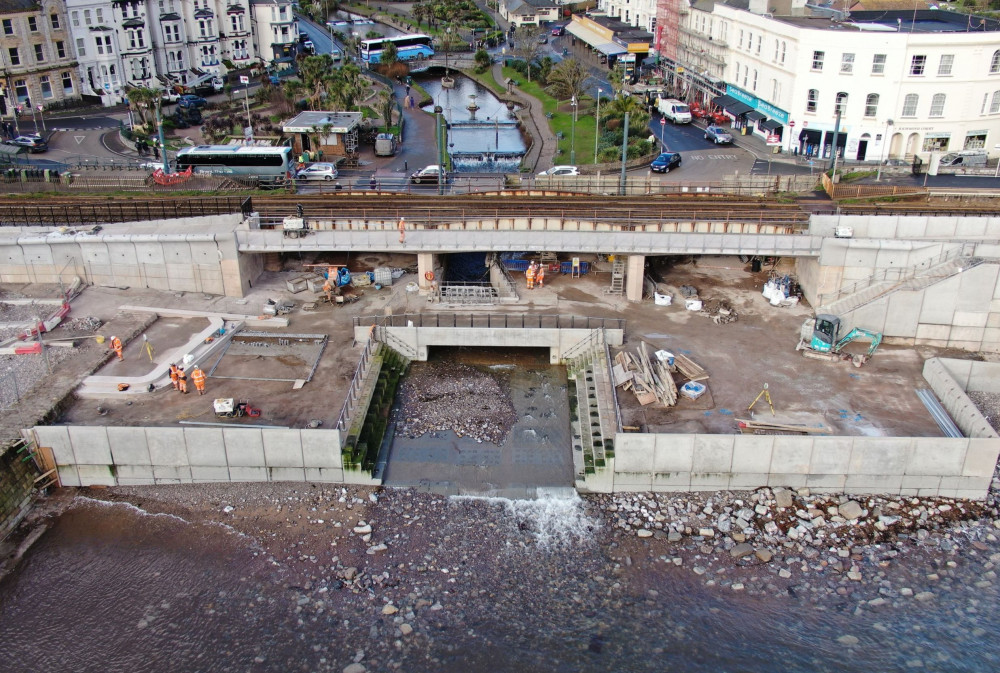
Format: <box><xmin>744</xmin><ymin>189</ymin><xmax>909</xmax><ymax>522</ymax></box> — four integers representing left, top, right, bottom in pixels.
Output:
<box><xmin>239</xmin><ymin>75</ymin><xmax>249</xmax><ymax>84</ymax></box>
<box><xmin>766</xmin><ymin>134</ymin><xmax>780</xmax><ymax>145</ymax></box>
<box><xmin>104</xmin><ymin>83</ymin><xmax>111</xmax><ymax>91</ymax></box>
<box><xmin>37</xmin><ymin>104</ymin><xmax>42</xmax><ymax>111</ymax></box>
<box><xmin>660</xmin><ymin>118</ymin><xmax>666</xmax><ymax>126</ymax></box>
<box><xmin>789</xmin><ymin>121</ymin><xmax>795</xmax><ymax>127</ymax></box>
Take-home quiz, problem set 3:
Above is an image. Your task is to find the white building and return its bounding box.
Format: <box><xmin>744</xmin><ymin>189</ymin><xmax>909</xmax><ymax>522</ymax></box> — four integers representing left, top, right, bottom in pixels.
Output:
<box><xmin>249</xmin><ymin>0</ymin><xmax>298</xmax><ymax>68</ymax></box>
<box><xmin>665</xmin><ymin>1</ymin><xmax>1000</xmax><ymax>161</ymax></box>
<box><xmin>598</xmin><ymin>0</ymin><xmax>659</xmax><ymax>33</ymax></box>
<box><xmin>66</xmin><ymin>0</ymin><xmax>257</xmax><ymax>105</ymax></box>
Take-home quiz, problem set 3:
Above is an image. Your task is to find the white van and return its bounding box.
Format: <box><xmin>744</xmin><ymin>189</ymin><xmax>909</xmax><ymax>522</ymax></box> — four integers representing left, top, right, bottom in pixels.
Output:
<box><xmin>657</xmin><ymin>97</ymin><xmax>692</xmax><ymax>124</ymax></box>
<box><xmin>939</xmin><ymin>150</ymin><xmax>987</xmax><ymax>167</ymax></box>
<box><xmin>374</xmin><ymin>133</ymin><xmax>397</xmax><ymax>157</ymax></box>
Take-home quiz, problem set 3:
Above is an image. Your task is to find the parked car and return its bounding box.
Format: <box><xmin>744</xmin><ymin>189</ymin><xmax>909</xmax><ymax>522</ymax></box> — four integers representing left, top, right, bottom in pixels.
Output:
<box><xmin>410</xmin><ymin>165</ymin><xmax>446</xmax><ymax>184</ymax></box>
<box><xmin>177</xmin><ymin>94</ymin><xmax>208</xmax><ymax>108</ymax></box>
<box><xmin>6</xmin><ymin>135</ymin><xmax>47</xmax><ymax>152</ymax></box>
<box><xmin>537</xmin><ymin>34</ymin><xmax>548</xmax><ymax>44</ymax></box>
<box><xmin>551</xmin><ymin>25</ymin><xmax>566</xmax><ymax>36</ymax></box>
<box><xmin>650</xmin><ymin>152</ymin><xmax>682</xmax><ymax>173</ymax></box>
<box><xmin>537</xmin><ymin>165</ymin><xmax>579</xmax><ymax>177</ymax></box>
<box><xmin>704</xmin><ymin>125</ymin><xmax>733</xmax><ymax>144</ymax></box>
<box><xmin>296</xmin><ymin>162</ymin><xmax>339</xmax><ymax>181</ymax></box>
<box><xmin>374</xmin><ymin>133</ymin><xmax>397</xmax><ymax>157</ymax></box>
<box><xmin>160</xmin><ymin>89</ymin><xmax>181</xmax><ymax>104</ymax></box>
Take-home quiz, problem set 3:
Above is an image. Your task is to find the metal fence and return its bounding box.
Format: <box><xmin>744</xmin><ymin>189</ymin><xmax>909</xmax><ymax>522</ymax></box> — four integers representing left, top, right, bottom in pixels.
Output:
<box><xmin>353</xmin><ymin>313</ymin><xmax>626</xmax><ymax>331</ymax></box>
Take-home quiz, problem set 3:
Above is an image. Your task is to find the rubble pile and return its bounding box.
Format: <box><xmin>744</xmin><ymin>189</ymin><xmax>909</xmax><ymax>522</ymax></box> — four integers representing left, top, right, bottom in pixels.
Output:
<box><xmin>697</xmin><ymin>298</ymin><xmax>738</xmax><ymax>325</ymax></box>
<box><xmin>394</xmin><ymin>362</ymin><xmax>517</xmax><ymax>444</ymax></box>
<box><xmin>63</xmin><ymin>316</ymin><xmax>103</xmax><ymax>333</ymax></box>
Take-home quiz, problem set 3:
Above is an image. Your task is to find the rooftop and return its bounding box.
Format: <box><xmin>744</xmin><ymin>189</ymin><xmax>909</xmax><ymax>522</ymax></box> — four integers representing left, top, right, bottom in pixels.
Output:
<box><xmin>775</xmin><ymin>9</ymin><xmax>1000</xmax><ymax>33</ymax></box>
<box><xmin>283</xmin><ymin>111</ymin><xmax>363</xmax><ymax>134</ymax></box>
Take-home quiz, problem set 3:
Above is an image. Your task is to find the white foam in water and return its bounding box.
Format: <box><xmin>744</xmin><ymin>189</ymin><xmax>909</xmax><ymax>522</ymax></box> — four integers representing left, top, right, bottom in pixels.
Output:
<box><xmin>453</xmin><ymin>487</ymin><xmax>596</xmax><ymax>550</ymax></box>
<box><xmin>74</xmin><ymin>496</ymin><xmax>254</xmax><ymax>541</ymax></box>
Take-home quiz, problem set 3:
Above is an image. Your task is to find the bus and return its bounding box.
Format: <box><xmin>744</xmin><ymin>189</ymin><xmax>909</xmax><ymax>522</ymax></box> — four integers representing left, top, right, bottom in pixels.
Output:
<box><xmin>174</xmin><ymin>145</ymin><xmax>294</xmax><ymax>185</ymax></box>
<box><xmin>359</xmin><ymin>34</ymin><xmax>434</xmax><ymax>64</ymax></box>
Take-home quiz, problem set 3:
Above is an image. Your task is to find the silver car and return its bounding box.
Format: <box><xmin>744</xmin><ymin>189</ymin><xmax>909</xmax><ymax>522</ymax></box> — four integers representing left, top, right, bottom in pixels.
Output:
<box><xmin>704</xmin><ymin>125</ymin><xmax>733</xmax><ymax>144</ymax></box>
<box><xmin>296</xmin><ymin>162</ymin><xmax>338</xmax><ymax>181</ymax></box>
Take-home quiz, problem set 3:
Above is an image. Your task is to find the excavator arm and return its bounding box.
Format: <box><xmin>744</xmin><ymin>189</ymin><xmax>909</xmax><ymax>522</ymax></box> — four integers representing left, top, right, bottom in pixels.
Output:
<box><xmin>834</xmin><ymin>328</ymin><xmax>883</xmax><ymax>356</ymax></box>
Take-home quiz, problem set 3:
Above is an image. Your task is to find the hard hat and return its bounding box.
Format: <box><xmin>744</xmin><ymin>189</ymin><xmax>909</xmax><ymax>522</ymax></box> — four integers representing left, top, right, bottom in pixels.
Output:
<box><xmin>111</xmin><ymin>336</ymin><xmax>117</xmax><ymax>340</ymax></box>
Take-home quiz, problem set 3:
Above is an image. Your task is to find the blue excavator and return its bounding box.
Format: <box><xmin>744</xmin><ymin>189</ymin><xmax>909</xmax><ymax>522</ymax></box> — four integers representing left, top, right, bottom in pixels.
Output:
<box><xmin>796</xmin><ymin>314</ymin><xmax>883</xmax><ymax>367</ymax></box>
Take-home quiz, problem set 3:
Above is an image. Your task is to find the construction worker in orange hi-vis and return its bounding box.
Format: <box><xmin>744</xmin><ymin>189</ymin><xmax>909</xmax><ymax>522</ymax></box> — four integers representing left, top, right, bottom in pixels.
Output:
<box><xmin>169</xmin><ymin>363</ymin><xmax>180</xmax><ymax>390</ymax></box>
<box><xmin>322</xmin><ymin>277</ymin><xmax>334</xmax><ymax>302</ymax></box>
<box><xmin>110</xmin><ymin>336</ymin><xmax>123</xmax><ymax>361</ymax></box>
<box><xmin>536</xmin><ymin>263</ymin><xmax>546</xmax><ymax>288</ymax></box>
<box><xmin>526</xmin><ymin>263</ymin><xmax>536</xmax><ymax>290</ymax></box>
<box><xmin>177</xmin><ymin>367</ymin><xmax>188</xmax><ymax>394</ymax></box>
<box><xmin>191</xmin><ymin>366</ymin><xmax>207</xmax><ymax>395</ymax></box>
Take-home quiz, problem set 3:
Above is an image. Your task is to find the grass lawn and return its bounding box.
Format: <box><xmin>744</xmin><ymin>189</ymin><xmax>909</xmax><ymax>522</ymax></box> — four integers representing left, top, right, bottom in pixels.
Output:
<box><xmin>502</xmin><ymin>67</ymin><xmax>600</xmax><ymax>166</ymax></box>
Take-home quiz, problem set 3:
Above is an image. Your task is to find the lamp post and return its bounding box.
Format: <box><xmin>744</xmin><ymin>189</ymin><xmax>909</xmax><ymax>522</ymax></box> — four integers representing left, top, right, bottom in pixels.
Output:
<box><xmin>570</xmin><ymin>95</ymin><xmax>577</xmax><ymax>165</ymax></box>
<box><xmin>434</xmin><ymin>104</ymin><xmax>444</xmax><ymax>196</ymax></box>
<box><xmin>876</xmin><ymin>118</ymin><xmax>893</xmax><ymax>182</ymax></box>
<box><xmin>594</xmin><ymin>88</ymin><xmax>602</xmax><ymax>164</ymax></box>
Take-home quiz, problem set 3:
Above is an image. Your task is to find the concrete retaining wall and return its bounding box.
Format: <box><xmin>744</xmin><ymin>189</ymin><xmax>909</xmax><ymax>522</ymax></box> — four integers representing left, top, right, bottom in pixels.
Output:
<box><xmin>30</xmin><ymin>424</ymin><xmax>380</xmax><ymax>487</ymax></box>
<box><xmin>924</xmin><ymin>358</ymin><xmax>999</xmax><ymax>439</ymax></box>
<box><xmin>611</xmin><ymin>433</ymin><xmax>998</xmax><ymax>500</ymax></box>
<box><xmin>810</xmin><ymin>214</ymin><xmax>1000</xmax><ymax>242</ymax></box>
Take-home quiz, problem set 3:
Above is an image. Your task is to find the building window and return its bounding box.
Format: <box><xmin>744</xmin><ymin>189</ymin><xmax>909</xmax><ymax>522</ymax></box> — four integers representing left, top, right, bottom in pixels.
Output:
<box><xmin>7</xmin><ymin>47</ymin><xmax>19</xmax><ymax>66</ymax></box>
<box><xmin>990</xmin><ymin>91</ymin><xmax>1000</xmax><ymax>114</ymax></box>
<box><xmin>75</xmin><ymin>37</ymin><xmax>86</xmax><ymax>56</ymax></box>
<box><xmin>835</xmin><ymin>92</ymin><xmax>847</xmax><ymax>116</ymax></box>
<box><xmin>781</xmin><ymin>42</ymin><xmax>786</xmax><ymax>64</ymax></box>
<box><xmin>71</xmin><ymin>11</ymin><xmax>79</xmax><ymax>27</ymax></box>
<box><xmin>773</xmin><ymin>39</ymin><xmax>779</xmax><ymax>62</ymax></box>
<box><xmin>56</xmin><ymin>41</ymin><xmax>65</xmax><ymax>58</ymax></box>
<box><xmin>812</xmin><ymin>51</ymin><xmax>824</xmax><ymax>71</ymax></box>
<box><xmin>910</xmin><ymin>55</ymin><xmax>926</xmax><ymax>76</ymax></box>
<box><xmin>929</xmin><ymin>93</ymin><xmax>946</xmax><ymax>117</ymax></box>
<box><xmin>922</xmin><ymin>135</ymin><xmax>949</xmax><ymax>152</ymax></box>
<box><xmin>96</xmin><ymin>36</ymin><xmax>112</xmax><ymax>55</ymax></box>
<box><xmin>28</xmin><ymin>16</ymin><xmax>37</xmax><ymax>32</ymax></box>
<box><xmin>83</xmin><ymin>9</ymin><xmax>91</xmax><ymax>25</ymax></box>
<box><xmin>14</xmin><ymin>79</ymin><xmax>28</xmax><ymax>103</ymax></box>
<box><xmin>34</xmin><ymin>44</ymin><xmax>44</xmax><ymax>62</ymax></box>
<box><xmin>51</xmin><ymin>14</ymin><xmax>60</xmax><ymax>30</ymax></box>
<box><xmin>938</xmin><ymin>55</ymin><xmax>954</xmax><ymax>76</ymax></box>
<box><xmin>864</xmin><ymin>94</ymin><xmax>879</xmax><ymax>117</ymax></box>
<box><xmin>231</xmin><ymin>15</ymin><xmax>245</xmax><ymax>32</ymax></box>
<box><xmin>807</xmin><ymin>89</ymin><xmax>818</xmax><ymax>113</ymax></box>
<box><xmin>991</xmin><ymin>50</ymin><xmax>1000</xmax><ymax>74</ymax></box>
<box><xmin>40</xmin><ymin>75</ymin><xmax>52</xmax><ymax>99</ymax></box>
<box><xmin>1</xmin><ymin>19</ymin><xmax>11</xmax><ymax>35</ymax></box>
<box><xmin>872</xmin><ymin>54</ymin><xmax>886</xmax><ymax>74</ymax></box>
<box><xmin>756</xmin><ymin>35</ymin><xmax>761</xmax><ymax>55</ymax></box>
<box><xmin>902</xmin><ymin>93</ymin><xmax>919</xmax><ymax>117</ymax></box>
<box><xmin>96</xmin><ymin>9</ymin><xmax>103</xmax><ymax>23</ymax></box>
<box><xmin>738</xmin><ymin>29</ymin><xmax>743</xmax><ymax>49</ymax></box>
<box><xmin>752</xmin><ymin>69</ymin><xmax>758</xmax><ymax>91</ymax></box>
<box><xmin>772</xmin><ymin>79</ymin><xmax>780</xmax><ymax>101</ymax></box>
<box><xmin>62</xmin><ymin>71</ymin><xmax>73</xmax><ymax>94</ymax></box>
<box><xmin>841</xmin><ymin>53</ymin><xmax>854</xmax><ymax>74</ymax></box>
<box><xmin>965</xmin><ymin>132</ymin><xmax>987</xmax><ymax>149</ymax></box>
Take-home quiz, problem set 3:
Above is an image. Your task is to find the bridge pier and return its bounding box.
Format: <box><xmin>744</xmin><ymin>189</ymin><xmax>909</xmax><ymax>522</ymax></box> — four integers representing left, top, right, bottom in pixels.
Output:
<box><xmin>417</xmin><ymin>253</ymin><xmax>439</xmax><ymax>292</ymax></box>
<box><xmin>626</xmin><ymin>255</ymin><xmax>645</xmax><ymax>303</ymax></box>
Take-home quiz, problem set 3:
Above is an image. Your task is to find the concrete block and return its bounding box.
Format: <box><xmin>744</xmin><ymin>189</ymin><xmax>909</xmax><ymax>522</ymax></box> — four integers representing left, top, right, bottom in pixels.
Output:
<box><xmin>263</xmin><ymin>429</ymin><xmax>305</xmax><ymax>468</ymax></box>
<box><xmin>884</xmin><ymin>291</ymin><xmax>921</xmax><ymax>338</ymax></box>
<box><xmin>224</xmin><ymin>428</ymin><xmax>265</xmax><ymax>467</ymax></box>
<box><xmin>730</xmin><ymin>436</ymin><xmax>773</xmax><ymax>473</ymax></box>
<box><xmin>228</xmin><ymin>466</ymin><xmax>268</xmax><ymax>481</ymax></box>
<box><xmin>810</xmin><ymin>437</ymin><xmax>852</xmax><ymax>474</ymax></box>
<box><xmin>76</xmin><ymin>464</ymin><xmax>116</xmax><ymax>486</ymax></box>
<box><xmin>728</xmin><ymin>473</ymin><xmax>769</xmax><ymax>490</ymax></box>
<box><xmin>268</xmin><ymin>467</ymin><xmax>307</xmax><ymax>481</ymax></box>
<box><xmin>653</xmin><ymin>434</ymin><xmax>694</xmax><ymax>473</ymax></box>
<box><xmin>146</xmin><ymin>428</ymin><xmax>187</xmax><ymax>466</ymax></box>
<box><xmin>117</xmin><ymin>478</ymin><xmax>157</xmax><ymax>485</ymax></box>
<box><xmin>153</xmin><ymin>465</ymin><xmax>192</xmax><ymax>482</ymax></box>
<box><xmin>901</xmin><ymin>475</ymin><xmax>942</xmax><ymax>491</ymax></box>
<box><xmin>57</xmin><ymin>464</ymin><xmax>80</xmax><ymax>487</ymax></box>
<box><xmin>34</xmin><ymin>426</ymin><xmax>73</xmax><ymax>465</ymax></box>
<box><xmin>615</xmin><ymin>434</ymin><xmax>655</xmax><ymax>473</ymax></box>
<box><xmin>691</xmin><ymin>435</ymin><xmax>734</xmax><ymax>473</ymax></box>
<box><xmin>616</xmin><ymin>471</ymin><xmax>655</xmax><ymax>491</ymax></box>
<box><xmin>949</xmin><ymin>489</ymin><xmax>990</xmax><ymax>501</ymax></box>
<box><xmin>301</xmin><ymin>430</ymin><xmax>341</xmax><ymax>468</ymax></box>
<box><xmin>907</xmin><ymin>438</ymin><xmax>966</xmax><ymax>476</ymax></box>
<box><xmin>304</xmin><ymin>467</ymin><xmax>345</xmax><ymax>482</ymax></box>
<box><xmin>190</xmin><ymin>466</ymin><xmax>233</xmax><ymax>481</ymax></box>
<box><xmin>68</xmin><ymin>426</ymin><xmax>112</xmax><ymax>465</ymax></box>
<box><xmin>805</xmin><ymin>474</ymin><xmax>847</xmax><ymax>491</ymax></box>
<box><xmin>968</xmin><ymin>362</ymin><xmax>1000</xmax><ymax>392</ymax></box>
<box><xmin>769</xmin><ymin>437</ymin><xmax>813</xmax><ymax>474</ymax></box>
<box><xmin>953</xmin><ymin>311</ymin><xmax>989</xmax><ymax>328</ymax></box>
<box><xmin>963</xmin><ymin>439</ymin><xmax>1000</xmax><ymax>477</ymax></box>
<box><xmin>849</xmin><ymin>437</ymin><xmax>911</xmax><ymax>475</ymax></box>
<box><xmin>766</xmin><ymin>473</ymin><xmax>807</xmax><ymax>489</ymax></box>
<box><xmin>843</xmin><ymin>474</ymin><xmax>903</xmax><ymax>495</ymax></box>
<box><xmin>950</xmin><ymin>326</ymin><xmax>985</xmax><ymax>343</ymax></box>
<box><xmin>341</xmin><ymin>468</ymin><xmax>380</xmax><ymax>486</ymax></box>
<box><xmin>650</xmin><ymin>471</ymin><xmax>690</xmax><ymax>491</ymax></box>
<box><xmin>689</xmin><ymin>473</ymin><xmax>731</xmax><ymax>491</ymax></box>
<box><xmin>115</xmin><ymin>465</ymin><xmax>155</xmax><ymax>480</ymax></box>
<box><xmin>183</xmin><ymin>428</ymin><xmax>227</xmax><ymax>466</ymax></box>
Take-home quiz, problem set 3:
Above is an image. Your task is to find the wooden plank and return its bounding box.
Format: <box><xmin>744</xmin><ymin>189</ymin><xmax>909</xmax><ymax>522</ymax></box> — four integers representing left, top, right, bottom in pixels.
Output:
<box><xmin>675</xmin><ymin>353</ymin><xmax>709</xmax><ymax>382</ymax></box>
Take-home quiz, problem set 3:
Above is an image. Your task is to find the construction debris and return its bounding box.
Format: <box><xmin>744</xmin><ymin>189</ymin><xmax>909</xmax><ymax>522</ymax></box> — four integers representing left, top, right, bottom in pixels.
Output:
<box><xmin>674</xmin><ymin>353</ymin><xmax>709</xmax><ymax>382</ymax></box>
<box><xmin>614</xmin><ymin>342</ymin><xmax>683</xmax><ymax>407</ymax></box>
<box><xmin>697</xmin><ymin>298</ymin><xmax>739</xmax><ymax>325</ymax></box>
<box><xmin>736</xmin><ymin>418</ymin><xmax>830</xmax><ymax>435</ymax></box>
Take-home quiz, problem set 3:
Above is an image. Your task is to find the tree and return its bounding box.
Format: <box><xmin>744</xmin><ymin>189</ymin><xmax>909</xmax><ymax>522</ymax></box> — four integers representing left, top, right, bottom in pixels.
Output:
<box><xmin>603</xmin><ymin>94</ymin><xmax>650</xmax><ymax>130</ymax></box>
<box><xmin>510</xmin><ymin>32</ymin><xmax>543</xmax><ymax>82</ymax></box>
<box><xmin>474</xmin><ymin>47</ymin><xmax>491</xmax><ymax>73</ymax></box>
<box><xmin>381</xmin><ymin>42</ymin><xmax>399</xmax><ymax>68</ymax></box>
<box><xmin>126</xmin><ymin>86</ymin><xmax>159</xmax><ymax>131</ymax></box>
<box><xmin>608</xmin><ymin>64</ymin><xmax>630</xmax><ymax>98</ymax></box>
<box><xmin>297</xmin><ymin>54</ymin><xmax>340</xmax><ymax>110</ymax></box>
<box><xmin>544</xmin><ymin>58</ymin><xmax>589</xmax><ymax>102</ymax></box>
<box><xmin>376</xmin><ymin>90</ymin><xmax>396</xmax><ymax>132</ymax></box>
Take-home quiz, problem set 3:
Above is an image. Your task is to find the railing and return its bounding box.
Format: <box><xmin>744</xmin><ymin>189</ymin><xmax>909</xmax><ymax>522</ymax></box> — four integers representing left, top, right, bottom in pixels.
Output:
<box><xmin>561</xmin><ymin>328</ymin><xmax>606</xmax><ymax>362</ymax></box>
<box><xmin>353</xmin><ymin>313</ymin><xmax>626</xmax><ymax>331</ymax></box>
<box><xmin>375</xmin><ymin>326</ymin><xmax>418</xmax><ymax>358</ymax></box>
<box><xmin>605</xmin><ymin>340</ymin><xmax>623</xmax><ymax>435</ymax></box>
<box><xmin>819</xmin><ymin>242</ymin><xmax>979</xmax><ymax>307</ymax></box>
<box><xmin>336</xmin><ymin>337</ymin><xmax>380</xmax><ymax>434</ymax></box>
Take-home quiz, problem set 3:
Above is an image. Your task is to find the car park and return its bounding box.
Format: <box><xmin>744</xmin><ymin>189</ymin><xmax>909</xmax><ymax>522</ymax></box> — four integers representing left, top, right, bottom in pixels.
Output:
<box><xmin>296</xmin><ymin>162</ymin><xmax>339</xmax><ymax>181</ymax></box>
<box><xmin>704</xmin><ymin>125</ymin><xmax>733</xmax><ymax>144</ymax></box>
<box><xmin>410</xmin><ymin>165</ymin><xmax>446</xmax><ymax>184</ymax></box>
<box><xmin>650</xmin><ymin>152</ymin><xmax>682</xmax><ymax>173</ymax></box>
<box><xmin>537</xmin><ymin>165</ymin><xmax>579</xmax><ymax>177</ymax></box>
<box><xmin>6</xmin><ymin>135</ymin><xmax>47</xmax><ymax>152</ymax></box>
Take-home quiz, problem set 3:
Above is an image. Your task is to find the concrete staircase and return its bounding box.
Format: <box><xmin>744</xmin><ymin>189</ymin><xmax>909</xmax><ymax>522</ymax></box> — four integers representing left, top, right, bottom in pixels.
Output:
<box><xmin>564</xmin><ymin>333</ymin><xmax>618</xmax><ymax>492</ymax></box>
<box><xmin>819</xmin><ymin>245</ymin><xmax>984</xmax><ymax>317</ymax></box>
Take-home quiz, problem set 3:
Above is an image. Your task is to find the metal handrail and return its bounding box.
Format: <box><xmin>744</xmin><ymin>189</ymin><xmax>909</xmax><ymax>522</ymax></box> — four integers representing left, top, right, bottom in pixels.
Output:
<box><xmin>820</xmin><ymin>242</ymin><xmax>978</xmax><ymax>306</ymax></box>
<box><xmin>352</xmin><ymin>313</ymin><xmax>625</xmax><ymax>331</ymax></box>
<box><xmin>335</xmin><ymin>337</ymin><xmax>379</xmax><ymax>435</ymax></box>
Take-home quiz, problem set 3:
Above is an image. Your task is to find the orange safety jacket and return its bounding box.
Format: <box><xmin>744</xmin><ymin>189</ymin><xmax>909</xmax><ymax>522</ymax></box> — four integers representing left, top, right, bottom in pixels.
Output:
<box><xmin>191</xmin><ymin>369</ymin><xmax>207</xmax><ymax>387</ymax></box>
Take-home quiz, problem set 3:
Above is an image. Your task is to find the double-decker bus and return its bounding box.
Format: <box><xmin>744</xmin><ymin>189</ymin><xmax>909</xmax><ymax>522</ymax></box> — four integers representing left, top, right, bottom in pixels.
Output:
<box><xmin>359</xmin><ymin>34</ymin><xmax>434</xmax><ymax>64</ymax></box>
<box><xmin>174</xmin><ymin>145</ymin><xmax>294</xmax><ymax>185</ymax></box>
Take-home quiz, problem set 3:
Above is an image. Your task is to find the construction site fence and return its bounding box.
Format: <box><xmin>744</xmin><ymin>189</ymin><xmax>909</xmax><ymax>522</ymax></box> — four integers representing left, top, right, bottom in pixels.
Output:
<box><xmin>821</xmin><ymin>172</ymin><xmax>927</xmax><ymax>200</ymax></box>
<box><xmin>353</xmin><ymin>313</ymin><xmax>625</xmax><ymax>331</ymax></box>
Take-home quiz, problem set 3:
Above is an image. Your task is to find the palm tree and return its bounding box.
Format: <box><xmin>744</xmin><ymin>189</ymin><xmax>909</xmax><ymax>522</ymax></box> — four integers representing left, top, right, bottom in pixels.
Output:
<box><xmin>376</xmin><ymin>90</ymin><xmax>395</xmax><ymax>132</ymax></box>
<box><xmin>126</xmin><ymin>86</ymin><xmax>159</xmax><ymax>131</ymax></box>
<box><xmin>544</xmin><ymin>59</ymin><xmax>589</xmax><ymax>102</ymax></box>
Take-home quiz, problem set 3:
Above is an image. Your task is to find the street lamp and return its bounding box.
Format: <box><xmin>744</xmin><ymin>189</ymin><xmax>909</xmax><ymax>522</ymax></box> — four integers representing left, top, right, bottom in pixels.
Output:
<box><xmin>876</xmin><ymin>118</ymin><xmax>894</xmax><ymax>182</ymax></box>
<box><xmin>570</xmin><ymin>95</ymin><xmax>577</xmax><ymax>165</ymax></box>
<box><xmin>594</xmin><ymin>88</ymin><xmax>602</xmax><ymax>164</ymax></box>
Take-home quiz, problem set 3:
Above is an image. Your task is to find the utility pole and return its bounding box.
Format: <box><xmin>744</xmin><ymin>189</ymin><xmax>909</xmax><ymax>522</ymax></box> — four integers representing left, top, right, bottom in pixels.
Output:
<box><xmin>619</xmin><ymin>112</ymin><xmax>629</xmax><ymax>196</ymax></box>
<box><xmin>155</xmin><ymin>98</ymin><xmax>168</xmax><ymax>173</ymax></box>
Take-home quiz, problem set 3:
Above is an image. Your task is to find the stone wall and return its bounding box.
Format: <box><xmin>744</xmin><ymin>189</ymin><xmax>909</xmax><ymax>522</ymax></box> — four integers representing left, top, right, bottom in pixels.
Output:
<box><xmin>30</xmin><ymin>425</ymin><xmax>379</xmax><ymax>487</ymax></box>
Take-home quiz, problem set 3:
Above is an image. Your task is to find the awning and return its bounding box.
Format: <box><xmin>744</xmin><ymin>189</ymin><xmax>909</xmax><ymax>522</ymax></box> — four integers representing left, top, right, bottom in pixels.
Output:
<box><xmin>746</xmin><ymin>110</ymin><xmax>767</xmax><ymax>122</ymax></box>
<box><xmin>799</xmin><ymin>129</ymin><xmax>822</xmax><ymax>143</ymax></box>
<box><xmin>724</xmin><ymin>101</ymin><xmax>753</xmax><ymax>116</ymax></box>
<box><xmin>566</xmin><ymin>22</ymin><xmax>625</xmax><ymax>56</ymax></box>
<box><xmin>760</xmin><ymin>119</ymin><xmax>783</xmax><ymax>131</ymax></box>
<box><xmin>712</xmin><ymin>94</ymin><xmax>737</xmax><ymax>109</ymax></box>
